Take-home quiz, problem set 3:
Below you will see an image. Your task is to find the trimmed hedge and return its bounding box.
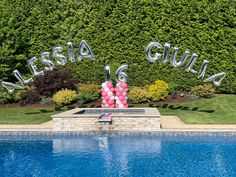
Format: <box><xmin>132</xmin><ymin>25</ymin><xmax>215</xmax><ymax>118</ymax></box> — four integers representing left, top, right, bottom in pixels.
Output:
<box><xmin>0</xmin><ymin>0</ymin><xmax>235</xmax><ymax>93</ymax></box>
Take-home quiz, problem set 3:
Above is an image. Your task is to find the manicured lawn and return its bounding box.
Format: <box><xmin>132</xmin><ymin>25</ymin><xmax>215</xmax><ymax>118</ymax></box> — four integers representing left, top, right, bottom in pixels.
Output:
<box><xmin>141</xmin><ymin>94</ymin><xmax>236</xmax><ymax>124</ymax></box>
<box><xmin>0</xmin><ymin>94</ymin><xmax>235</xmax><ymax>124</ymax></box>
<box><xmin>0</xmin><ymin>105</ymin><xmax>60</xmax><ymax>124</ymax></box>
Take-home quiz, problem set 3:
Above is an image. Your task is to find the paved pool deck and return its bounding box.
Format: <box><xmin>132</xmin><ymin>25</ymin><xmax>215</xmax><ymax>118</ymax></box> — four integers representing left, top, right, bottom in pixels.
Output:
<box><xmin>0</xmin><ymin>121</ymin><xmax>52</xmax><ymax>131</ymax></box>
<box><xmin>0</xmin><ymin>116</ymin><xmax>235</xmax><ymax>132</ymax></box>
<box><xmin>160</xmin><ymin>116</ymin><xmax>236</xmax><ymax>132</ymax></box>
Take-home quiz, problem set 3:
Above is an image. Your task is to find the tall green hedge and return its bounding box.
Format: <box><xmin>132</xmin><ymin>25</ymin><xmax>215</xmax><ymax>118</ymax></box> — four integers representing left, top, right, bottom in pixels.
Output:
<box><xmin>0</xmin><ymin>0</ymin><xmax>235</xmax><ymax>93</ymax></box>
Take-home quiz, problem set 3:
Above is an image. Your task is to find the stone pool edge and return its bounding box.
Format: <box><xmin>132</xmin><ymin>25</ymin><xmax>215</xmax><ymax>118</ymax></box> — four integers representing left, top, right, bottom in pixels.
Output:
<box><xmin>0</xmin><ymin>131</ymin><xmax>235</xmax><ymax>137</ymax></box>
<box><xmin>0</xmin><ymin>115</ymin><xmax>236</xmax><ymax>133</ymax></box>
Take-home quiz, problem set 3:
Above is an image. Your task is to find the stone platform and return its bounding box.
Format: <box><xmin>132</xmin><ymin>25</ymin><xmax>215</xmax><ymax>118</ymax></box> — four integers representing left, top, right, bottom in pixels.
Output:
<box><xmin>52</xmin><ymin>108</ymin><xmax>161</xmax><ymax>131</ymax></box>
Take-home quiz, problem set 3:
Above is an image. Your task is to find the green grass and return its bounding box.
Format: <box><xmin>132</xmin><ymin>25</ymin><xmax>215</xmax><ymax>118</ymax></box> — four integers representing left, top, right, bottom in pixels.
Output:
<box><xmin>0</xmin><ymin>94</ymin><xmax>235</xmax><ymax>124</ymax></box>
<box><xmin>135</xmin><ymin>94</ymin><xmax>236</xmax><ymax>124</ymax></box>
<box><xmin>0</xmin><ymin>105</ymin><xmax>60</xmax><ymax>124</ymax></box>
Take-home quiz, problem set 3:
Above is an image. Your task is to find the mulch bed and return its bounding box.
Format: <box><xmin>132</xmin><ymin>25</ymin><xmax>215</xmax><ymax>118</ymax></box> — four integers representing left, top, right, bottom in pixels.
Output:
<box><xmin>159</xmin><ymin>91</ymin><xmax>194</xmax><ymax>103</ymax></box>
<box><xmin>0</xmin><ymin>103</ymin><xmax>55</xmax><ymax>109</ymax></box>
<box><xmin>0</xmin><ymin>91</ymin><xmax>199</xmax><ymax>108</ymax></box>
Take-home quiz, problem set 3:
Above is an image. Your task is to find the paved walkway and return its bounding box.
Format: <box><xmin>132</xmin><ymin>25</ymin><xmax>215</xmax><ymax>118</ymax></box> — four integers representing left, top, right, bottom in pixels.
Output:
<box><xmin>0</xmin><ymin>117</ymin><xmax>235</xmax><ymax>132</ymax></box>
<box><xmin>161</xmin><ymin>116</ymin><xmax>236</xmax><ymax>132</ymax></box>
<box><xmin>0</xmin><ymin>121</ymin><xmax>52</xmax><ymax>131</ymax></box>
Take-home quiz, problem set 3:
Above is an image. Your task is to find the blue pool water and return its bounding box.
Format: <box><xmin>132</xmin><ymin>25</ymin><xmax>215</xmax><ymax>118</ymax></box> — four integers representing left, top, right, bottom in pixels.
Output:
<box><xmin>0</xmin><ymin>134</ymin><xmax>235</xmax><ymax>177</ymax></box>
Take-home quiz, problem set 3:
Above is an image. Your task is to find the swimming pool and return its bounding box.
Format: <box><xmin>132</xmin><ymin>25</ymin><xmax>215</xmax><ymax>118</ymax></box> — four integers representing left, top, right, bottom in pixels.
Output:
<box><xmin>0</xmin><ymin>133</ymin><xmax>235</xmax><ymax>177</ymax></box>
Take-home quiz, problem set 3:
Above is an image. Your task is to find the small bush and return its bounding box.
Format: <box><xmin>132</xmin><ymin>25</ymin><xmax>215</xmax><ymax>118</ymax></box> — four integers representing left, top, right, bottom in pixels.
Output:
<box><xmin>20</xmin><ymin>89</ymin><xmax>41</xmax><ymax>104</ymax></box>
<box><xmin>76</xmin><ymin>83</ymin><xmax>100</xmax><ymax>104</ymax></box>
<box><xmin>53</xmin><ymin>89</ymin><xmax>77</xmax><ymax>106</ymax></box>
<box><xmin>0</xmin><ymin>89</ymin><xmax>26</xmax><ymax>104</ymax></box>
<box><xmin>77</xmin><ymin>92</ymin><xmax>99</xmax><ymax>104</ymax></box>
<box><xmin>190</xmin><ymin>84</ymin><xmax>215</xmax><ymax>98</ymax></box>
<box><xmin>33</xmin><ymin>70</ymin><xmax>78</xmax><ymax>97</ymax></box>
<box><xmin>168</xmin><ymin>82</ymin><xmax>180</xmax><ymax>95</ymax></box>
<box><xmin>77</xmin><ymin>83</ymin><xmax>100</xmax><ymax>95</ymax></box>
<box><xmin>129</xmin><ymin>87</ymin><xmax>148</xmax><ymax>103</ymax></box>
<box><xmin>147</xmin><ymin>80</ymin><xmax>169</xmax><ymax>101</ymax></box>
<box><xmin>0</xmin><ymin>92</ymin><xmax>13</xmax><ymax>104</ymax></box>
<box><xmin>13</xmin><ymin>89</ymin><xmax>27</xmax><ymax>102</ymax></box>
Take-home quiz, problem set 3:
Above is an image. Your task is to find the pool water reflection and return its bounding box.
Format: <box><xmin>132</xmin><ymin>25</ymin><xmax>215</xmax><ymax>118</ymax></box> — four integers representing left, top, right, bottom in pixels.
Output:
<box><xmin>0</xmin><ymin>134</ymin><xmax>235</xmax><ymax>177</ymax></box>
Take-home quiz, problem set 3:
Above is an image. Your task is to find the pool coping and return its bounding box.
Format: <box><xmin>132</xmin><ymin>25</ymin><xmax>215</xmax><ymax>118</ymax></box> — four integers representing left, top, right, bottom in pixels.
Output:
<box><xmin>160</xmin><ymin>116</ymin><xmax>236</xmax><ymax>131</ymax></box>
<box><xmin>0</xmin><ymin>131</ymin><xmax>235</xmax><ymax>137</ymax></box>
<box><xmin>51</xmin><ymin>108</ymin><xmax>160</xmax><ymax>118</ymax></box>
<box><xmin>0</xmin><ymin>116</ymin><xmax>235</xmax><ymax>134</ymax></box>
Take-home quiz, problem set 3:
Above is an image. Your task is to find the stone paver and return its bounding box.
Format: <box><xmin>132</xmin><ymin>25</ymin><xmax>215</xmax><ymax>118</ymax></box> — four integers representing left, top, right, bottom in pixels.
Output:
<box><xmin>0</xmin><ymin>121</ymin><xmax>52</xmax><ymax>131</ymax></box>
<box><xmin>0</xmin><ymin>116</ymin><xmax>235</xmax><ymax>132</ymax></box>
<box><xmin>161</xmin><ymin>116</ymin><xmax>236</xmax><ymax>132</ymax></box>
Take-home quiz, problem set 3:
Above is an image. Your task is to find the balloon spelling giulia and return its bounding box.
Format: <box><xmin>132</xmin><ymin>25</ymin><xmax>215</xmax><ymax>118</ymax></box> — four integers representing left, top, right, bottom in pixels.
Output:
<box><xmin>145</xmin><ymin>42</ymin><xmax>226</xmax><ymax>87</ymax></box>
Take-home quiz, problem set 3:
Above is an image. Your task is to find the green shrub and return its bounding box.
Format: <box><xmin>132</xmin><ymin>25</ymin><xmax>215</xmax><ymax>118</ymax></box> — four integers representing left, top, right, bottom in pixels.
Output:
<box><xmin>168</xmin><ymin>82</ymin><xmax>180</xmax><ymax>95</ymax></box>
<box><xmin>0</xmin><ymin>89</ymin><xmax>26</xmax><ymax>104</ymax></box>
<box><xmin>190</xmin><ymin>84</ymin><xmax>215</xmax><ymax>98</ymax></box>
<box><xmin>77</xmin><ymin>92</ymin><xmax>99</xmax><ymax>104</ymax></box>
<box><xmin>53</xmin><ymin>89</ymin><xmax>77</xmax><ymax>106</ymax></box>
<box><xmin>0</xmin><ymin>92</ymin><xmax>13</xmax><ymax>104</ymax></box>
<box><xmin>14</xmin><ymin>89</ymin><xmax>27</xmax><ymax>102</ymax></box>
<box><xmin>147</xmin><ymin>80</ymin><xmax>169</xmax><ymax>101</ymax></box>
<box><xmin>129</xmin><ymin>87</ymin><xmax>148</xmax><ymax>103</ymax></box>
<box><xmin>76</xmin><ymin>83</ymin><xmax>100</xmax><ymax>104</ymax></box>
<box><xmin>77</xmin><ymin>83</ymin><xmax>100</xmax><ymax>95</ymax></box>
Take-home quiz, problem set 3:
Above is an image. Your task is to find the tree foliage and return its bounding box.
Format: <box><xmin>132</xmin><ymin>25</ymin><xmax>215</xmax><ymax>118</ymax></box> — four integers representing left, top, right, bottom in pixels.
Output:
<box><xmin>0</xmin><ymin>0</ymin><xmax>235</xmax><ymax>93</ymax></box>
